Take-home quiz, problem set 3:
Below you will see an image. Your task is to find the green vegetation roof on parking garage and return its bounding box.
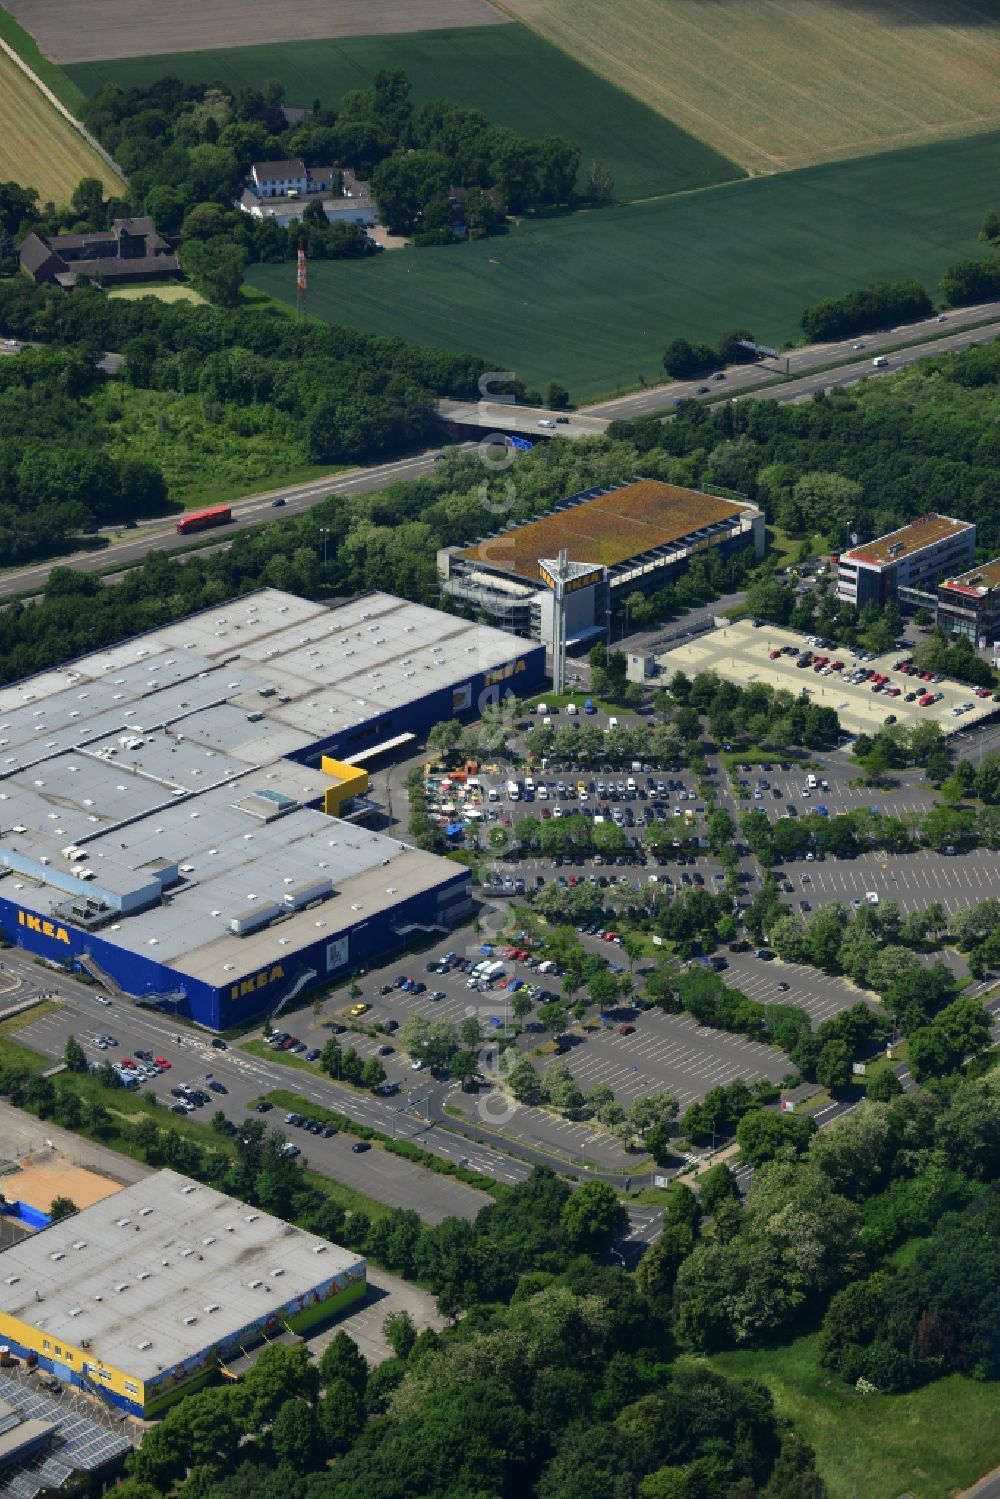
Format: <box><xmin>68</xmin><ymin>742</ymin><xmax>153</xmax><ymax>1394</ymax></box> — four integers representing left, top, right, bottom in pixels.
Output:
<box><xmin>458</xmin><ymin>481</ymin><xmax>748</xmax><ymax>580</ymax></box>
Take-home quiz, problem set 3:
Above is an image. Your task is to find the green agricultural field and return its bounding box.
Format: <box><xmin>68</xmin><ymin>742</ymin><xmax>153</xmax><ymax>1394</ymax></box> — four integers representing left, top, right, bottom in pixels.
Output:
<box><xmin>65</xmin><ymin>24</ymin><xmax>741</xmax><ymax>205</ymax></box>
<box><xmin>709</xmin><ymin>1335</ymin><xmax>1000</xmax><ymax>1499</ymax></box>
<box><xmin>248</xmin><ymin>129</ymin><xmax>1000</xmax><ymax>402</ymax></box>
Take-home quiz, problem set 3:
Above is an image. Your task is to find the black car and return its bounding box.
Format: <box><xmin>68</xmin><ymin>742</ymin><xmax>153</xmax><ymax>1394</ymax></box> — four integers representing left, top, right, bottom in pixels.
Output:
<box><xmin>384</xmin><ymin>1019</ymin><xmax>399</xmax><ymax>1033</ymax></box>
<box><xmin>351</xmin><ymin>1141</ymin><xmax>371</xmax><ymax>1153</ymax></box>
<box><xmin>321</xmin><ymin>1125</ymin><xmax>337</xmax><ymax>1138</ymax></box>
<box><xmin>254</xmin><ymin>1100</ymin><xmax>273</xmax><ymax>1113</ymax></box>
<box><xmin>210</xmin><ymin>1038</ymin><xmax>228</xmax><ymax>1050</ymax></box>
<box><xmin>208</xmin><ymin>1080</ymin><xmax>227</xmax><ymax>1094</ymax></box>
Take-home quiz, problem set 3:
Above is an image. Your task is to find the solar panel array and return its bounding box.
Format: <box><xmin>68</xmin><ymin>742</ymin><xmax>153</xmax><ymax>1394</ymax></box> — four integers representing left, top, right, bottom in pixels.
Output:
<box><xmin>0</xmin><ymin>1373</ymin><xmax>129</xmax><ymax>1496</ymax></box>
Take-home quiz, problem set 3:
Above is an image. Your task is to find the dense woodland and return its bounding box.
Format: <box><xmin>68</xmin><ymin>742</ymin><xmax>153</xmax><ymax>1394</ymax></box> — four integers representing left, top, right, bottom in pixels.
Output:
<box><xmin>0</xmin><ymin>275</ymin><xmax>487</xmax><ymax>560</ymax></box>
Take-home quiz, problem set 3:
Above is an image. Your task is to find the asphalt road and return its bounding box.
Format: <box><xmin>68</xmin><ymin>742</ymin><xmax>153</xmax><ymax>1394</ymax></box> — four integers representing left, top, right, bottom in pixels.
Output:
<box><xmin>0</xmin><ymin>448</ymin><xmax>451</xmax><ymax>602</ymax></box>
<box><xmin>585</xmin><ymin>302</ymin><xmax>1000</xmax><ymax>419</ymax></box>
<box><xmin>3</xmin><ymin>304</ymin><xmax>1000</xmax><ymax>603</ymax></box>
<box><xmin>0</xmin><ymin>951</ymin><xmax>514</xmax><ymax>1215</ymax></box>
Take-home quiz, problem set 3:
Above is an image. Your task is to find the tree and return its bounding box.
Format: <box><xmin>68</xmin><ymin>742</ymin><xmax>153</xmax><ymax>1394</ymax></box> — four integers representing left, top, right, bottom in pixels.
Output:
<box><xmin>318</xmin><ymin>1330</ymin><xmax>367</xmax><ymax>1396</ymax></box>
<box><xmin>663</xmin><ymin>338</ymin><xmax>718</xmax><ymax>380</ymax></box>
<box><xmin>559</xmin><ymin>1181</ymin><xmax>627</xmax><ymax>1254</ymax></box>
<box><xmin>815</xmin><ymin>1038</ymin><xmax>852</xmax><ymax>1094</ymax></box>
<box><xmin>270</xmin><ymin>1396</ymin><xmax>321</xmax><ymax>1472</ymax></box>
<box><xmin>634</xmin><ymin>1221</ymin><xmax>695</xmax><ymax>1310</ymax></box>
<box><xmin>736</xmin><ymin>1109</ymin><xmax>815</xmax><ymax>1166</ymax></box>
<box><xmin>535</xmin><ymin>135</ymin><xmax>581</xmax><ymax>204</ymax></box>
<box><xmin>503</xmin><ymin>1054</ymin><xmax>540</xmax><ymax>1102</ymax></box>
<box><xmin>63</xmin><ymin>1034</ymin><xmax>87</xmax><ymax>1073</ymax></box>
<box><xmin>383</xmin><ymin>1309</ymin><xmax>417</xmax><ymax>1360</ymax></box>
<box><xmin>49</xmin><ymin>1195</ymin><xmax>78</xmax><ymax>1223</ymax></box>
<box><xmin>699</xmin><ymin>1163</ymin><xmax>739</xmax><ymax>1217</ymax></box>
<box><xmin>180</xmin><ymin>235</ymin><xmax>248</xmax><ymax>307</ymax></box>
<box><xmin>449</xmin><ymin>1049</ymin><xmax>479</xmax><ymax>1089</ymax></box>
<box><xmin>361</xmin><ymin>1057</ymin><xmax>386</xmax><ymax>1091</ymax></box>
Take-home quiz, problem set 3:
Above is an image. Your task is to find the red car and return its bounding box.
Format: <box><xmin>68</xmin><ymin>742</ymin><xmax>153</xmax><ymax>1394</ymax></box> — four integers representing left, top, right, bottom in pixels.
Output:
<box><xmin>831</xmin><ymin>660</ymin><xmax>843</xmax><ymax>671</ymax></box>
<box><xmin>618</xmin><ymin>1024</ymin><xmax>635</xmax><ymax>1036</ymax></box>
<box><xmin>154</xmin><ymin>1056</ymin><xmax>170</xmax><ymax>1069</ymax></box>
<box><xmin>120</xmin><ymin>1058</ymin><xmax>135</xmax><ymax>1069</ymax></box>
<box><xmin>768</xmin><ymin>649</ymin><xmax>781</xmax><ymax>660</ymax></box>
<box><xmin>919</xmin><ymin>694</ymin><xmax>934</xmax><ymax>707</ymax></box>
<box><xmin>977</xmin><ymin>687</ymin><xmax>993</xmax><ymax>698</ymax></box>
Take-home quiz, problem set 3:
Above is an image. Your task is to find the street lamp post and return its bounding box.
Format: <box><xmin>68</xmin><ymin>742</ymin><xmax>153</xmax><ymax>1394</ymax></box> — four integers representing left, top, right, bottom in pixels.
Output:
<box><xmin>319</xmin><ymin>527</ymin><xmax>331</xmax><ymax>571</ymax></box>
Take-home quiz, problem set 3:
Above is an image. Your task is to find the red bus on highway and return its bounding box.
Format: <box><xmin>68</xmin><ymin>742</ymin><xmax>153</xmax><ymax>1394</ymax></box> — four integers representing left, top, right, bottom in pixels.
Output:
<box><xmin>175</xmin><ymin>505</ymin><xmax>233</xmax><ymax>535</ymax></box>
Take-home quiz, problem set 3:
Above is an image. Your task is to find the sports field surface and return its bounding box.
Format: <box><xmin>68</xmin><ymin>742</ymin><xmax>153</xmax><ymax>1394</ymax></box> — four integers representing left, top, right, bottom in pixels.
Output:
<box><xmin>65</xmin><ymin>26</ymin><xmax>741</xmax><ymax>204</ymax></box>
<box><xmin>3</xmin><ymin>0</ymin><xmax>506</xmax><ymax>63</ymax></box>
<box><xmin>499</xmin><ymin>0</ymin><xmax>1000</xmax><ymax>173</ymax></box>
<box><xmin>248</xmin><ymin>129</ymin><xmax>999</xmax><ymax>402</ymax></box>
<box><xmin>0</xmin><ymin>46</ymin><xmax>124</xmax><ymax>203</ymax></box>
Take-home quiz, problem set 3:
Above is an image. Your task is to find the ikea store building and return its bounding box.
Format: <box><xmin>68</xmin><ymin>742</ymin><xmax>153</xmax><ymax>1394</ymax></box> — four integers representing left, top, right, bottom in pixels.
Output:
<box><xmin>0</xmin><ymin>589</ymin><xmax>543</xmax><ymax>1029</ymax></box>
<box><xmin>0</xmin><ymin>1170</ymin><xmax>366</xmax><ymax>1417</ymax></box>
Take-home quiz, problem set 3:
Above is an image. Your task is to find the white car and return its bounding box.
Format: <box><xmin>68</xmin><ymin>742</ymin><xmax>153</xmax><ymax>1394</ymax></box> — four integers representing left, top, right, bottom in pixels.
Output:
<box><xmin>410</xmin><ymin>1059</ymin><xmax>425</xmax><ymax>1070</ymax></box>
<box><xmin>866</xmin><ymin>891</ymin><xmax>879</xmax><ymax>906</ymax></box>
<box><xmin>537</xmin><ymin>419</ymin><xmax>556</xmax><ymax>429</ymax></box>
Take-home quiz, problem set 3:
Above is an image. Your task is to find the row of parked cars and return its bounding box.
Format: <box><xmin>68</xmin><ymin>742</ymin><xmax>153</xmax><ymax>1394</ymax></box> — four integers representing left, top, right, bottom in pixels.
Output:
<box><xmin>284</xmin><ymin>1111</ymin><xmax>371</xmax><ymax>1152</ymax></box>
<box><xmin>265</xmin><ymin>1030</ymin><xmax>322</xmax><ymax>1061</ymax></box>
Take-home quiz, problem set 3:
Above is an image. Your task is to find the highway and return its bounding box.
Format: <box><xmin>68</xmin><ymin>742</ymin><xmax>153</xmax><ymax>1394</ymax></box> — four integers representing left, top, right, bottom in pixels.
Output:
<box><xmin>0</xmin><ymin>448</ymin><xmax>449</xmax><ymax>602</ymax></box>
<box><xmin>585</xmin><ymin>300</ymin><xmax>1000</xmax><ymax>419</ymax></box>
<box><xmin>2</xmin><ymin>301</ymin><xmax>1000</xmax><ymax>604</ymax></box>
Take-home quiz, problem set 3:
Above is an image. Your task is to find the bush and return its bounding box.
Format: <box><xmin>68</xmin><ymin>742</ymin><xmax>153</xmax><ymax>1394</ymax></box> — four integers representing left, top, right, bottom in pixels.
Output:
<box><xmin>800</xmin><ymin>278</ymin><xmax>931</xmax><ymax>341</ymax></box>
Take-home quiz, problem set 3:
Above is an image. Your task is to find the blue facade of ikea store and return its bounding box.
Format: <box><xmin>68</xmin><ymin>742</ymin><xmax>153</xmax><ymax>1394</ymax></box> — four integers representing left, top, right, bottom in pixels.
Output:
<box><xmin>287</xmin><ymin>643</ymin><xmax>546</xmax><ymax>766</ymax></box>
<box><xmin>0</xmin><ymin>871</ymin><xmax>472</xmax><ymax>1031</ymax></box>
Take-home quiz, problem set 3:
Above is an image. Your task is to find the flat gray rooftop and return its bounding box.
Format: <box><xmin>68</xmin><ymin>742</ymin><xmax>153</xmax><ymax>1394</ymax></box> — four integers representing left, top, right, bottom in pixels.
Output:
<box><xmin>0</xmin><ymin>591</ymin><xmax>515</xmax><ymax>985</ymax></box>
<box><xmin>0</xmin><ymin>1170</ymin><xmax>364</xmax><ymax>1385</ymax></box>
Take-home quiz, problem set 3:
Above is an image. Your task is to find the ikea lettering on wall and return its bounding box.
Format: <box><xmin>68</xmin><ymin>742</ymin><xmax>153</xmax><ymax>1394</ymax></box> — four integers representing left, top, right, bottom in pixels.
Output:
<box><xmin>483</xmin><ymin>659</ymin><xmax>526</xmax><ymax>687</ymax></box>
<box><xmin>17</xmin><ymin>910</ymin><xmax>70</xmax><ymax>944</ymax></box>
<box><xmin>229</xmin><ymin>964</ymin><xmax>285</xmax><ymax>1001</ymax></box>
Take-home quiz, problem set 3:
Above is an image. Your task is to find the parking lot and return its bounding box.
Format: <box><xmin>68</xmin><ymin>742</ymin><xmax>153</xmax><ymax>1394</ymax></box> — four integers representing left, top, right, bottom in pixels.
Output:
<box><xmin>724</xmin><ymin>755</ymin><xmax>939</xmax><ymax>822</ymax></box>
<box><xmin>772</xmin><ymin>844</ymin><xmax>997</xmax><ymax>918</ymax></box>
<box><xmin>559</xmin><ymin>1008</ymin><xmax>788</xmax><ymax>1110</ymax></box>
<box><xmin>658</xmin><ymin>619</ymin><xmax>1000</xmax><ymax>738</ymax></box>
<box><xmin>6</xmin><ymin>989</ymin><xmax>500</xmax><ymax>1216</ymax></box>
<box><xmin>718</xmin><ymin>947</ymin><xmax>867</xmax><ymax>1025</ymax></box>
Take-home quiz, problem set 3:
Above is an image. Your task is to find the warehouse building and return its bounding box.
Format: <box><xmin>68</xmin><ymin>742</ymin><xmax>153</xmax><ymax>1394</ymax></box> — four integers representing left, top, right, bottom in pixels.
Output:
<box><xmin>0</xmin><ymin>590</ymin><xmax>544</xmax><ymax>1028</ymax></box>
<box><xmin>0</xmin><ymin>1170</ymin><xmax>366</xmax><ymax>1419</ymax></box>
<box><xmin>438</xmin><ymin>479</ymin><xmax>764</xmax><ymax>652</ymax></box>
<box><xmin>836</xmin><ymin>513</ymin><xmax>976</xmax><ymax>610</ymax></box>
<box><xmin>936</xmin><ymin>557</ymin><xmax>1000</xmax><ymax>646</ymax></box>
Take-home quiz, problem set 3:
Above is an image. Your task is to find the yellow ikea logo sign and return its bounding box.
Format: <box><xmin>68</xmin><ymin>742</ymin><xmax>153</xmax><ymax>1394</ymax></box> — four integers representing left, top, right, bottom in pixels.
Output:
<box><xmin>17</xmin><ymin>911</ymin><xmax>70</xmax><ymax>944</ymax></box>
<box><xmin>229</xmin><ymin>965</ymin><xmax>284</xmax><ymax>1001</ymax></box>
<box><xmin>484</xmin><ymin>659</ymin><xmax>527</xmax><ymax>686</ymax></box>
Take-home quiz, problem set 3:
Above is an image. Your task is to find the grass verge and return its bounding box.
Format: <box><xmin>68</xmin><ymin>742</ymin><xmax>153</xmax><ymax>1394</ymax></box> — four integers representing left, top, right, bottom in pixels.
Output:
<box><xmin>708</xmin><ymin>1332</ymin><xmax>1000</xmax><ymax>1499</ymax></box>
